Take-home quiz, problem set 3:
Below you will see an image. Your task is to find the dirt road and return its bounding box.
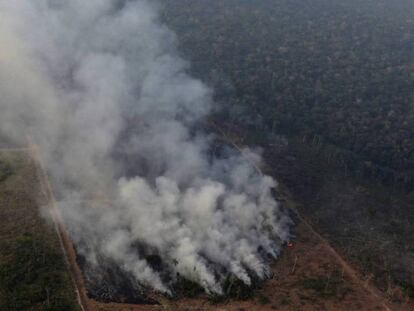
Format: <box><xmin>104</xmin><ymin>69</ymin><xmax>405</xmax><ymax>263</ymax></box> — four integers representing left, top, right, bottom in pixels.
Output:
<box><xmin>27</xmin><ymin>141</ymin><xmax>89</xmax><ymax>311</ymax></box>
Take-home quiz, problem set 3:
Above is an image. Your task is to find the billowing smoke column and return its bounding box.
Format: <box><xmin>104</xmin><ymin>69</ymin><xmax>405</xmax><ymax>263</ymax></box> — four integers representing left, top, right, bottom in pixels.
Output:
<box><xmin>0</xmin><ymin>0</ymin><xmax>291</xmax><ymax>294</ymax></box>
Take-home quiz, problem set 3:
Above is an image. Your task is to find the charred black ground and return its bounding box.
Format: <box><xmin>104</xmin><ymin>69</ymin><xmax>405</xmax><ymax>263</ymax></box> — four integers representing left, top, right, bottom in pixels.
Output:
<box><xmin>76</xmin><ymin>251</ymin><xmax>159</xmax><ymax>304</ymax></box>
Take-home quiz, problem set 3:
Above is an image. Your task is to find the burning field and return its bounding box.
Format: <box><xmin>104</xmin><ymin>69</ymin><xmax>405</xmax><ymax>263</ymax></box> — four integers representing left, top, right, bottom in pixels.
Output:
<box><xmin>0</xmin><ymin>0</ymin><xmax>291</xmax><ymax>299</ymax></box>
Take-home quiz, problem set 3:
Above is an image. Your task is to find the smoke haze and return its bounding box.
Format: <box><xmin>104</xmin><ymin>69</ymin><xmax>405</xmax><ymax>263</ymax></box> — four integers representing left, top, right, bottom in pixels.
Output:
<box><xmin>0</xmin><ymin>0</ymin><xmax>291</xmax><ymax>294</ymax></box>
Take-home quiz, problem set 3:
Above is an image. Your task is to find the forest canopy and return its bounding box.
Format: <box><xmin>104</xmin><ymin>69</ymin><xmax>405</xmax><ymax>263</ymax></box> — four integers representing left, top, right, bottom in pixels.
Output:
<box><xmin>161</xmin><ymin>0</ymin><xmax>414</xmax><ymax>190</ymax></box>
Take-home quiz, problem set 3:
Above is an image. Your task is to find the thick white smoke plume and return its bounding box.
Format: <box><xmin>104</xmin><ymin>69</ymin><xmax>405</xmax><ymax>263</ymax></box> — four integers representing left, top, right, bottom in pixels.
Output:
<box><xmin>0</xmin><ymin>0</ymin><xmax>291</xmax><ymax>294</ymax></box>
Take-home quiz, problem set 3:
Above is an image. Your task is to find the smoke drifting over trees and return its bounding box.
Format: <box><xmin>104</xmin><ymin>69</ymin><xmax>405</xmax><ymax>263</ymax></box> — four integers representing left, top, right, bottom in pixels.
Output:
<box><xmin>0</xmin><ymin>0</ymin><xmax>291</xmax><ymax>294</ymax></box>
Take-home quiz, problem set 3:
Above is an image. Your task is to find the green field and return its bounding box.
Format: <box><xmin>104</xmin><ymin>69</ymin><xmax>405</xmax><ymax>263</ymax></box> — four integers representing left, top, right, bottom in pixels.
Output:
<box><xmin>0</xmin><ymin>151</ymin><xmax>79</xmax><ymax>311</ymax></box>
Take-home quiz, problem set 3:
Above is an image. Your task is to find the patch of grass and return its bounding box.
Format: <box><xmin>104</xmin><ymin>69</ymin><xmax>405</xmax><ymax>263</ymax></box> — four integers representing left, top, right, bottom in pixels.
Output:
<box><xmin>208</xmin><ymin>274</ymin><xmax>259</xmax><ymax>304</ymax></box>
<box><xmin>173</xmin><ymin>277</ymin><xmax>204</xmax><ymax>298</ymax></box>
<box><xmin>399</xmin><ymin>281</ymin><xmax>414</xmax><ymax>299</ymax></box>
<box><xmin>208</xmin><ymin>294</ymin><xmax>227</xmax><ymax>305</ymax></box>
<box><xmin>222</xmin><ymin>275</ymin><xmax>257</xmax><ymax>300</ymax></box>
<box><xmin>302</xmin><ymin>273</ymin><xmax>343</xmax><ymax>298</ymax></box>
<box><xmin>280</xmin><ymin>297</ymin><xmax>291</xmax><ymax>305</ymax></box>
<box><xmin>0</xmin><ymin>234</ymin><xmax>78</xmax><ymax>311</ymax></box>
<box><xmin>0</xmin><ymin>160</ymin><xmax>14</xmax><ymax>183</ymax></box>
<box><xmin>303</xmin><ymin>277</ymin><xmax>326</xmax><ymax>292</ymax></box>
<box><xmin>356</xmin><ymin>253</ymin><xmax>375</xmax><ymax>273</ymax></box>
<box><xmin>257</xmin><ymin>293</ymin><xmax>271</xmax><ymax>305</ymax></box>
<box><xmin>367</xmin><ymin>206</ymin><xmax>377</xmax><ymax>218</ymax></box>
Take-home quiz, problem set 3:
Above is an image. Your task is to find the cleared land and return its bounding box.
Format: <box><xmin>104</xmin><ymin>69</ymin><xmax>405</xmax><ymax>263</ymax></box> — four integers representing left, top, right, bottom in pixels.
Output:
<box><xmin>1</xmin><ymin>145</ymin><xmax>413</xmax><ymax>310</ymax></box>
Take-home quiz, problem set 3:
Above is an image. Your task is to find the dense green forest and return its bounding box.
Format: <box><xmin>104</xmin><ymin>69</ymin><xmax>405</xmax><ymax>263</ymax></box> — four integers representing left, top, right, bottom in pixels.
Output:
<box><xmin>161</xmin><ymin>0</ymin><xmax>414</xmax><ymax>191</ymax></box>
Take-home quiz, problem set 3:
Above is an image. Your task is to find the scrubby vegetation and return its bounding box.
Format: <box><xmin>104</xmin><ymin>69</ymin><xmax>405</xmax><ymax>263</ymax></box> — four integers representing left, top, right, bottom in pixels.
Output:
<box><xmin>0</xmin><ymin>152</ymin><xmax>79</xmax><ymax>311</ymax></box>
<box><xmin>206</xmin><ymin>275</ymin><xmax>261</xmax><ymax>303</ymax></box>
<box><xmin>0</xmin><ymin>161</ymin><xmax>13</xmax><ymax>183</ymax></box>
<box><xmin>400</xmin><ymin>281</ymin><xmax>414</xmax><ymax>299</ymax></box>
<box><xmin>0</xmin><ymin>234</ymin><xmax>77</xmax><ymax>311</ymax></box>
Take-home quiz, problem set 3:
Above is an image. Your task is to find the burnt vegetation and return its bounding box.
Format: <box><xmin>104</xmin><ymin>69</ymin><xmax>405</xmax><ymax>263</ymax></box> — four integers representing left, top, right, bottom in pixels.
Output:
<box><xmin>76</xmin><ymin>227</ymin><xmax>272</xmax><ymax>303</ymax></box>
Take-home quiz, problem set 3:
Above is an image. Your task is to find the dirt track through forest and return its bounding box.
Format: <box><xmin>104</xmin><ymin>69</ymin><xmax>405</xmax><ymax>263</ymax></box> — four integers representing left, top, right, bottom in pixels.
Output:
<box><xmin>295</xmin><ymin>215</ymin><xmax>393</xmax><ymax>311</ymax></box>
